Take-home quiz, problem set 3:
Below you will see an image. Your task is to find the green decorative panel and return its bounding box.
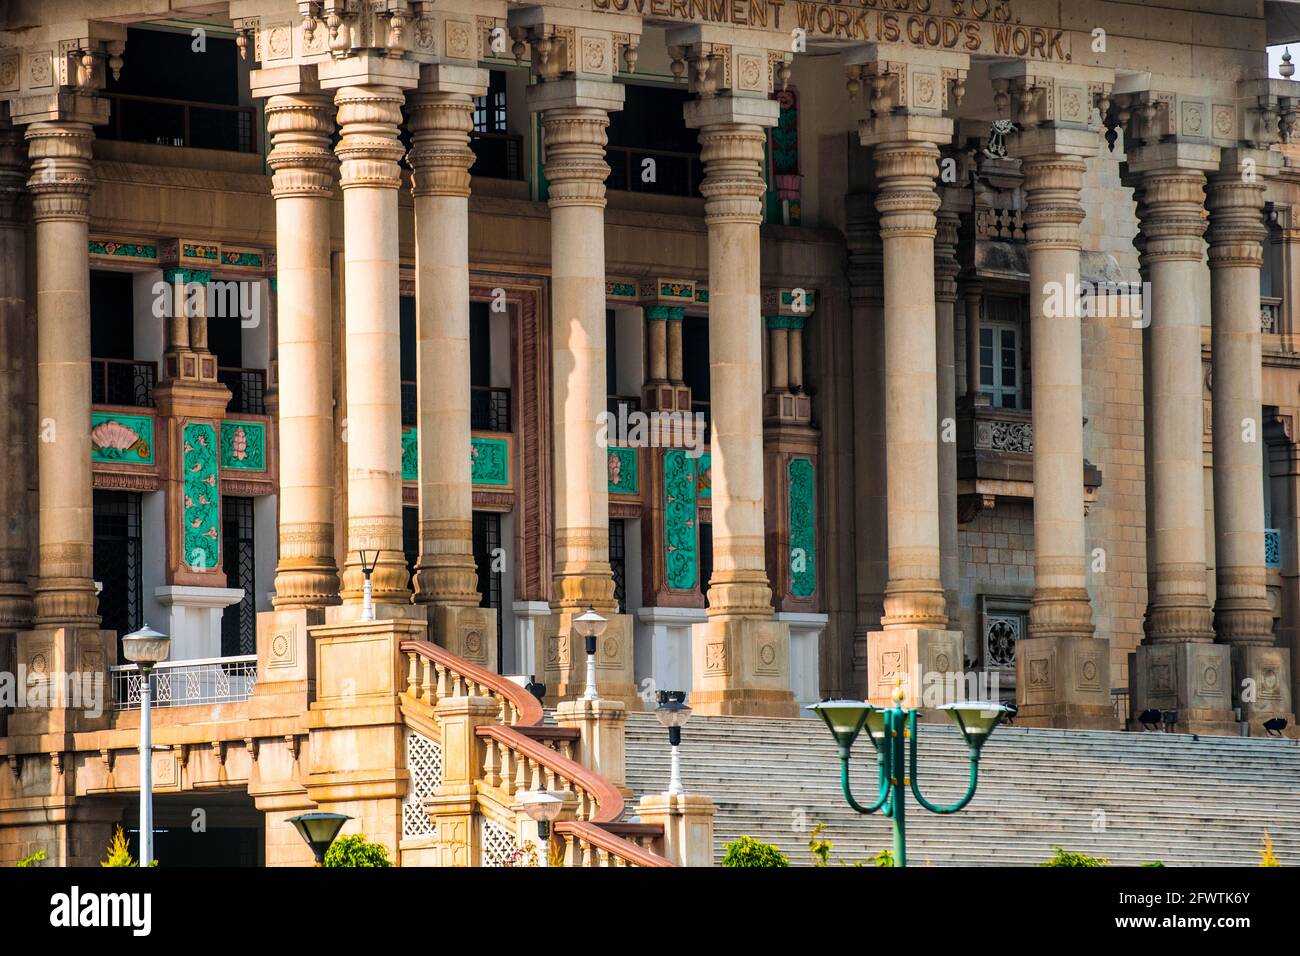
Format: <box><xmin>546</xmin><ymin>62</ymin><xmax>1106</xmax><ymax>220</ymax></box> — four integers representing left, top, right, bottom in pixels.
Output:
<box><xmin>220</xmin><ymin>420</ymin><xmax>267</xmax><ymax>471</ymax></box>
<box><xmin>788</xmin><ymin>457</ymin><xmax>816</xmax><ymax>599</ymax></box>
<box><xmin>89</xmin><ymin>240</ymin><xmax>157</xmax><ymax>259</ymax></box>
<box><xmin>664</xmin><ymin>449</ymin><xmax>698</xmax><ymax>591</ymax></box>
<box><xmin>402</xmin><ymin>428</ymin><xmax>419</xmax><ymax>481</ymax></box>
<box><xmin>90</xmin><ymin>413</ymin><xmax>155</xmax><ymax>465</ymax></box>
<box><xmin>182</xmin><ymin>422</ymin><xmax>220</xmax><ymax>571</ymax></box>
<box><xmin>607</xmin><ymin>446</ymin><xmax>638</xmax><ymax>495</ymax></box>
<box><xmin>695</xmin><ymin>452</ymin><xmax>712</xmax><ymax>499</ymax></box>
<box><xmin>221</xmin><ymin>250</ymin><xmax>264</xmax><ymax>268</ymax></box>
<box><xmin>607</xmin><ymin>281</ymin><xmax>637</xmax><ymax>298</ymax></box>
<box><xmin>660</xmin><ymin>281</ymin><xmax>694</xmax><ymax>300</ymax></box>
<box><xmin>183</xmin><ymin>242</ymin><xmax>220</xmax><ymax>261</ymax></box>
<box><xmin>471</xmin><ymin>436</ymin><xmax>509</xmax><ymax>486</ymax></box>
<box><xmin>694</xmin><ymin>289</ymin><xmax>709</xmax><ymax>304</ymax></box>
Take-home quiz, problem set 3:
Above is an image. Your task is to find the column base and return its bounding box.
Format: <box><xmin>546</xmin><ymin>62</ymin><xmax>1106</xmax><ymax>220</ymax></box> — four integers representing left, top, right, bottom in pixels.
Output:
<box><xmin>9</xmin><ymin>626</ymin><xmax>117</xmax><ymax>735</ymax></box>
<box><xmin>689</xmin><ymin>616</ymin><xmax>797</xmax><ymax>717</ymax></box>
<box><xmin>250</xmin><ymin>607</ymin><xmax>324</xmax><ymax>719</ymax></box>
<box><xmin>866</xmin><ymin>627</ymin><xmax>963</xmax><ymax>714</ymax></box>
<box><xmin>1014</xmin><ymin>635</ymin><xmax>1119</xmax><ymax>730</ymax></box>
<box><xmin>540</xmin><ymin>610</ymin><xmax>639</xmax><ymax>709</ymax></box>
<box><xmin>425</xmin><ymin>603</ymin><xmax>498</xmax><ymax>674</ymax></box>
<box><xmin>1129</xmin><ymin>642</ymin><xmax>1238</xmax><ymax>735</ymax></box>
<box><xmin>1230</xmin><ymin>643</ymin><xmax>1294</xmax><ymax>728</ymax></box>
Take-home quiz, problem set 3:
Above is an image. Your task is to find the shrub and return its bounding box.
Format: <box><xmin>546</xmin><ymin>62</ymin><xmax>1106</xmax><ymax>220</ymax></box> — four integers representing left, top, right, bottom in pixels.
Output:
<box><xmin>809</xmin><ymin>822</ymin><xmax>832</xmax><ymax>867</ymax></box>
<box><xmin>1141</xmin><ymin>861</ymin><xmax>1166</xmax><ymax>867</ymax></box>
<box><xmin>1260</xmin><ymin>832</ymin><xmax>1281</xmax><ymax>867</ymax></box>
<box><xmin>323</xmin><ymin>833</ymin><xmax>393</xmax><ymax>867</ymax></box>
<box><xmin>721</xmin><ymin>835</ymin><xmax>789</xmax><ymax>867</ymax></box>
<box><xmin>100</xmin><ymin>825</ymin><xmax>156</xmax><ymax>867</ymax></box>
<box><xmin>871</xmin><ymin>848</ymin><xmax>895</xmax><ymax>867</ymax></box>
<box><xmin>16</xmin><ymin>848</ymin><xmax>46</xmax><ymax>868</ymax></box>
<box><xmin>1039</xmin><ymin>846</ymin><xmax>1109</xmax><ymax>867</ymax></box>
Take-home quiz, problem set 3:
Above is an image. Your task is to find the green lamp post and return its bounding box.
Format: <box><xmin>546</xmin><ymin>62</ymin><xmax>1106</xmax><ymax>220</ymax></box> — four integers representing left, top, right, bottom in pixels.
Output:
<box><xmin>808</xmin><ymin>685</ymin><xmax>1011</xmax><ymax>867</ymax></box>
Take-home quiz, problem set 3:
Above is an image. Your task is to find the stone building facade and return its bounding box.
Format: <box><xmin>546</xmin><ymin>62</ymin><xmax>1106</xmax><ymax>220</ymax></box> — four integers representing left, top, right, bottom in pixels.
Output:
<box><xmin>1</xmin><ymin>0</ymin><xmax>1299</xmax><ymax>864</ymax></box>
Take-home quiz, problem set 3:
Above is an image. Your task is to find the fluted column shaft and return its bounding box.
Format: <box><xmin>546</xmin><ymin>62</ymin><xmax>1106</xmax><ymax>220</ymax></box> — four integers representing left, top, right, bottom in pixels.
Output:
<box><xmin>265</xmin><ymin>92</ymin><xmax>341</xmax><ymax>608</ymax></box>
<box><xmin>334</xmin><ymin>84</ymin><xmax>410</xmax><ymax>604</ymax></box>
<box><xmin>0</xmin><ymin>116</ymin><xmax>31</xmax><ymax>629</ymax></box>
<box><xmin>876</xmin><ymin>141</ymin><xmax>947</xmax><ymax>630</ymax></box>
<box><xmin>1139</xmin><ymin>166</ymin><xmax>1215</xmax><ymax>644</ymax></box>
<box><xmin>543</xmin><ymin>99</ymin><xmax>620</xmax><ymax>613</ymax></box>
<box><xmin>409</xmin><ymin>89</ymin><xmax>482</xmax><ymax>608</ymax></box>
<box><xmin>27</xmin><ymin>121</ymin><xmax>99</xmax><ymax>627</ymax></box>
<box><xmin>935</xmin><ymin>205</ymin><xmax>961</xmax><ymax>630</ymax></box>
<box><xmin>1208</xmin><ymin>167</ymin><xmax>1273</xmax><ymax>645</ymax></box>
<box><xmin>1021</xmin><ymin>153</ymin><xmax>1096</xmax><ymax>640</ymax></box>
<box><xmin>696</xmin><ymin>119</ymin><xmax>774</xmax><ymax>619</ymax></box>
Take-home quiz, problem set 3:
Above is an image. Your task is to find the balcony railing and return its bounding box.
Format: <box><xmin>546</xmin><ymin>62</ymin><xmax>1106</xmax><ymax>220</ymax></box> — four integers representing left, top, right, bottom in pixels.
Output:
<box><xmin>91</xmin><ymin>358</ymin><xmax>156</xmax><ymax>408</ymax></box>
<box><xmin>111</xmin><ymin>655</ymin><xmax>257</xmax><ymax>710</ymax></box>
<box><xmin>99</xmin><ymin>91</ymin><xmax>258</xmax><ymax>154</ymax></box>
<box><xmin>218</xmin><ymin>367</ymin><xmax>267</xmax><ymax>416</ymax></box>
<box><xmin>606</xmin><ymin>145</ymin><xmax>703</xmax><ymax>197</ymax></box>
<box><xmin>470</xmin><ymin>131</ymin><xmax>524</xmax><ymax>181</ymax></box>
<box><xmin>1261</xmin><ymin>296</ymin><xmax>1282</xmax><ymax>334</ymax></box>
<box><xmin>1266</xmin><ymin>528</ymin><xmax>1281</xmax><ymax>569</ymax></box>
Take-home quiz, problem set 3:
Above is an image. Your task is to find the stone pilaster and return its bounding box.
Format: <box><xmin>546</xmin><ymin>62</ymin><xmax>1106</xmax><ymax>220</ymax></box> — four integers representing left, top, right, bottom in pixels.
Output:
<box><xmin>260</xmin><ymin>80</ymin><xmax>342</xmax><ymax>610</ymax></box>
<box><xmin>685</xmin><ymin>93</ymin><xmax>794</xmax><ymax>717</ymax></box>
<box><xmin>0</xmin><ymin>110</ymin><xmax>32</xmax><ymax>631</ymax></box>
<box><xmin>26</xmin><ymin>115</ymin><xmax>101</xmax><ymax>628</ymax></box>
<box><xmin>1127</xmin><ymin>143</ymin><xmax>1236</xmax><ymax>734</ymax></box>
<box><xmin>408</xmin><ymin>65</ymin><xmax>497</xmax><ymax>670</ymax></box>
<box><xmin>331</xmin><ymin>80</ymin><xmax>412</xmax><ymax>607</ymax></box>
<box><xmin>1208</xmin><ymin>148</ymin><xmax>1294</xmax><ymax>729</ymax></box>
<box><xmin>934</xmin><ymin>198</ymin><xmax>961</xmax><ymax>634</ymax></box>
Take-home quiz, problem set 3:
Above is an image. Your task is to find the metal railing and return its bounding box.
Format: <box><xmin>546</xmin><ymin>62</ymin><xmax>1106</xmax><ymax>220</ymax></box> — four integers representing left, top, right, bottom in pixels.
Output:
<box><xmin>606</xmin><ymin>144</ymin><xmax>703</xmax><ymax>197</ymax></box>
<box><xmin>1266</xmin><ymin>528</ymin><xmax>1282</xmax><ymax>569</ymax></box>
<box><xmin>91</xmin><ymin>358</ymin><xmax>156</xmax><ymax>408</ymax></box>
<box><xmin>218</xmin><ymin>367</ymin><xmax>267</xmax><ymax>416</ymax></box>
<box><xmin>402</xmin><ymin>382</ymin><xmax>512</xmax><ymax>432</ymax></box>
<box><xmin>111</xmin><ymin>655</ymin><xmax>257</xmax><ymax>710</ymax></box>
<box><xmin>1111</xmin><ymin>687</ymin><xmax>1130</xmax><ymax>724</ymax></box>
<box><xmin>470</xmin><ymin>131</ymin><xmax>524</xmax><ymax>181</ymax></box>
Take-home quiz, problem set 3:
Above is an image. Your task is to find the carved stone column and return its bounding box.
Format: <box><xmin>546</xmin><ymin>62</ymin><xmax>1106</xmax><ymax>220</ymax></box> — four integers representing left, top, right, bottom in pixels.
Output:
<box><xmin>685</xmin><ymin>93</ymin><xmax>795</xmax><ymax>717</ymax></box>
<box><xmin>332</xmin><ymin>82</ymin><xmax>412</xmax><ymax>608</ymax></box>
<box><xmin>934</xmin><ymin>198</ymin><xmax>961</xmax><ymax>634</ymax></box>
<box><xmin>1127</xmin><ymin>144</ymin><xmax>1236</xmax><ymax>734</ymax></box>
<box><xmin>408</xmin><ymin>66</ymin><xmax>497</xmax><ymax>669</ymax></box>
<box><xmin>262</xmin><ymin>85</ymin><xmax>341</xmax><ymax>609</ymax></box>
<box><xmin>1208</xmin><ymin>148</ymin><xmax>1294</xmax><ymax>730</ymax></box>
<box><xmin>0</xmin><ymin>110</ymin><xmax>32</xmax><ymax>632</ymax></box>
<box><xmin>1009</xmin><ymin>128</ymin><xmax>1114</xmax><ymax>728</ymax></box>
<box><xmin>27</xmin><ymin>118</ymin><xmax>101</xmax><ymax>628</ymax></box>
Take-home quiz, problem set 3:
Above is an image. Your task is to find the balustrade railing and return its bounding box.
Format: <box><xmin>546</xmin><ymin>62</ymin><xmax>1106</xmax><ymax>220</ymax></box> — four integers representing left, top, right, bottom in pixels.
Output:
<box><xmin>91</xmin><ymin>358</ymin><xmax>156</xmax><ymax>408</ymax></box>
<box><xmin>1261</xmin><ymin>296</ymin><xmax>1282</xmax><ymax>334</ymax></box>
<box><xmin>1266</xmin><ymin>528</ymin><xmax>1282</xmax><ymax>569</ymax></box>
<box><xmin>111</xmin><ymin>655</ymin><xmax>257</xmax><ymax>710</ymax></box>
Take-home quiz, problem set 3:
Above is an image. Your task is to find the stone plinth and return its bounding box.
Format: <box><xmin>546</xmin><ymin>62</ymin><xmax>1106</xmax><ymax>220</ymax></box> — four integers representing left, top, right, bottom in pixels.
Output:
<box><xmin>425</xmin><ymin>603</ymin><xmax>497</xmax><ymax>674</ymax></box>
<box><xmin>866</xmin><ymin>627</ymin><xmax>964</xmax><ymax>713</ymax></box>
<box><xmin>1231</xmin><ymin>644</ymin><xmax>1294</xmax><ymax>731</ymax></box>
<box><xmin>637</xmin><ymin>792</ymin><xmax>716</xmax><ymax>867</ymax></box>
<box><xmin>250</xmin><ymin>607</ymin><xmax>323</xmax><ymax>719</ymax></box>
<box><xmin>1014</xmin><ymin>635</ymin><xmax>1118</xmax><ymax>730</ymax></box>
<box><xmin>689</xmin><ymin>617</ymin><xmax>797</xmax><ymax>717</ymax></box>
<box><xmin>540</xmin><ymin>610</ymin><xmax>638</xmax><ymax>708</ymax></box>
<box><xmin>1129</xmin><ymin>642</ymin><xmax>1237</xmax><ymax>735</ymax></box>
<box><xmin>555</xmin><ymin>696</ymin><xmax>629</xmax><ymax>796</ymax></box>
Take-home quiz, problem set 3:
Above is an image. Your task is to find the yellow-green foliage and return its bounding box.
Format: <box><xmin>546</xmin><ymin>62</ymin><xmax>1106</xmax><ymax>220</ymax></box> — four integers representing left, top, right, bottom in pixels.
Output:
<box><xmin>1260</xmin><ymin>832</ymin><xmax>1281</xmax><ymax>867</ymax></box>
<box><xmin>16</xmin><ymin>848</ymin><xmax>46</xmax><ymax>867</ymax></box>
<box><xmin>101</xmin><ymin>825</ymin><xmax>137</xmax><ymax>867</ymax></box>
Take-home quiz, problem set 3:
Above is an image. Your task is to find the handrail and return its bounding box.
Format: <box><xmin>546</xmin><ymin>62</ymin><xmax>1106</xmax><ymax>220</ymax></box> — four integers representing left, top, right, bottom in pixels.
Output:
<box><xmin>476</xmin><ymin>722</ymin><xmax>625</xmax><ymax>823</ymax></box>
<box><xmin>399</xmin><ymin>638</ymin><xmax>543</xmax><ymax>727</ymax></box>
<box><xmin>554</xmin><ymin>820</ymin><xmax>673</xmax><ymax>868</ymax></box>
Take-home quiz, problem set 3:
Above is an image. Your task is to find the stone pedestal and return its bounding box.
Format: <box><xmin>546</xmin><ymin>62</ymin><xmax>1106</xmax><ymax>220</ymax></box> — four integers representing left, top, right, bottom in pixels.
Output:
<box><xmin>9</xmin><ymin>626</ymin><xmax>116</xmax><ymax>735</ymax></box>
<box><xmin>1231</xmin><ymin>643</ymin><xmax>1295</xmax><ymax>730</ymax></box>
<box><xmin>154</xmin><ymin>585</ymin><xmax>244</xmax><ymax>661</ymax></box>
<box><xmin>1129</xmin><ymin>642</ymin><xmax>1238</xmax><ymax>734</ymax></box>
<box><xmin>424</xmin><ymin>604</ymin><xmax>497</xmax><ymax>674</ymax></box>
<box><xmin>866</xmin><ymin>627</ymin><xmax>963</xmax><ymax>713</ymax></box>
<box><xmin>250</xmin><ymin>606</ymin><xmax>323</xmax><ymax>719</ymax></box>
<box><xmin>637</xmin><ymin>792</ymin><xmax>717</xmax><ymax>867</ymax></box>
<box><xmin>1014</xmin><ymin>635</ymin><xmax>1118</xmax><ymax>729</ymax></box>
<box><xmin>554</xmin><ymin>696</ymin><xmax>629</xmax><ymax>796</ymax></box>
<box><xmin>690</xmin><ymin>617</ymin><xmax>797</xmax><ymax>717</ymax></box>
<box><xmin>540</xmin><ymin>610</ymin><xmax>638</xmax><ymax>708</ymax></box>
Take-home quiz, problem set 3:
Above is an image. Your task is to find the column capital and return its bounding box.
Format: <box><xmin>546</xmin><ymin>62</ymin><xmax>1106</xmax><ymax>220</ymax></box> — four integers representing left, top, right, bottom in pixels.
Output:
<box><xmin>988</xmin><ymin>60</ymin><xmax>1113</xmax><ymax>136</ymax></box>
<box><xmin>407</xmin><ymin>89</ymin><xmax>478</xmax><ymax>199</ymax></box>
<box><xmin>1131</xmin><ymin>159</ymin><xmax>1213</xmax><ymax>263</ymax></box>
<box><xmin>264</xmin><ymin>89</ymin><xmax>337</xmax><ymax>199</ymax></box>
<box><xmin>665</xmin><ymin>24</ymin><xmax>793</xmax><ymax>100</ymax></box>
<box><xmin>1018</xmin><ymin>152</ymin><xmax>1088</xmax><ymax>253</ymax></box>
<box><xmin>934</xmin><ymin>204</ymin><xmax>960</xmax><ymax>300</ymax></box>
<box><xmin>0</xmin><ymin>110</ymin><xmax>26</xmax><ymax>224</ymax></box>
<box><xmin>846</xmin><ymin>44</ymin><xmax>966</xmax><ymax>137</ymax></box>
<box><xmin>25</xmin><ymin>120</ymin><xmax>95</xmax><ymax>223</ymax></box>
<box><xmin>1206</xmin><ymin>154</ymin><xmax>1271</xmax><ymax>268</ymax></box>
<box><xmin>507</xmin><ymin>6</ymin><xmax>641</xmax><ymax>84</ymax></box>
<box><xmin>871</xmin><ymin>139</ymin><xmax>942</xmax><ymax>239</ymax></box>
<box><xmin>331</xmin><ymin>83</ymin><xmax>407</xmax><ymax>191</ymax></box>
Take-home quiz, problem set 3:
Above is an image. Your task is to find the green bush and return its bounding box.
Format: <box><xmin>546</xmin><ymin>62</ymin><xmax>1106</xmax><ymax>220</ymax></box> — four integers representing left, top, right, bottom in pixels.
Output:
<box><xmin>721</xmin><ymin>835</ymin><xmax>789</xmax><ymax>868</ymax></box>
<box><xmin>16</xmin><ymin>848</ymin><xmax>46</xmax><ymax>868</ymax></box>
<box><xmin>871</xmin><ymin>848</ymin><xmax>895</xmax><ymax>867</ymax></box>
<box><xmin>323</xmin><ymin>833</ymin><xmax>393</xmax><ymax>868</ymax></box>
<box><xmin>1039</xmin><ymin>846</ymin><xmax>1109</xmax><ymax>867</ymax></box>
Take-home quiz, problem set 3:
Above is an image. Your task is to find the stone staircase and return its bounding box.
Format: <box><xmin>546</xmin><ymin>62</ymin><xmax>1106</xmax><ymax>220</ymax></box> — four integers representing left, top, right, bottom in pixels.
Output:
<box><xmin>622</xmin><ymin>712</ymin><xmax>1300</xmax><ymax>866</ymax></box>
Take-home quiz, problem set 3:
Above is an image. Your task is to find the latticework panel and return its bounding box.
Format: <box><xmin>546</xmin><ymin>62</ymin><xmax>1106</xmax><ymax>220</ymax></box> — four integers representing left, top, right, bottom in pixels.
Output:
<box><xmin>479</xmin><ymin>816</ymin><xmax>519</xmax><ymax>867</ymax></box>
<box><xmin>401</xmin><ymin>730</ymin><xmax>442</xmax><ymax>838</ymax></box>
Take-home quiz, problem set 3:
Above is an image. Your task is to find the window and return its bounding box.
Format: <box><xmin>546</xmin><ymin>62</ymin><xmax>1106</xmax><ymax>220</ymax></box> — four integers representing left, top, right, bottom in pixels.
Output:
<box><xmin>472</xmin><ymin>512</ymin><xmax>504</xmax><ymax>669</ymax></box>
<box><xmin>469</xmin><ymin>71</ymin><xmax>522</xmax><ymax>180</ymax></box>
<box><xmin>90</xmin><ymin>271</ymin><xmax>155</xmax><ymax>407</ymax></box>
<box><xmin>221</xmin><ymin>497</ymin><xmax>256</xmax><ymax>657</ymax></box>
<box><xmin>682</xmin><ymin>313</ymin><xmax>711</xmax><ymax>440</ymax></box>
<box><xmin>472</xmin><ymin>72</ymin><xmax>508</xmax><ymax>133</ymax></box>
<box><xmin>403</xmin><ymin>506</ymin><xmax>419</xmax><ymax>583</ymax></box>
<box><xmin>980</xmin><ymin>296</ymin><xmax>1025</xmax><ymax>410</ymax></box>
<box><xmin>698</xmin><ymin>521</ymin><xmax>714</xmax><ymax>606</ymax></box>
<box><xmin>979</xmin><ymin>595</ymin><xmax>1030</xmax><ymax>676</ymax></box>
<box><xmin>606</xmin><ymin>83</ymin><xmax>703</xmax><ymax>197</ymax></box>
<box><xmin>93</xmin><ymin>491</ymin><xmax>142</xmax><ymax>655</ymax></box>
<box><xmin>609</xmin><ymin>519</ymin><xmax>627</xmax><ymax>613</ymax></box>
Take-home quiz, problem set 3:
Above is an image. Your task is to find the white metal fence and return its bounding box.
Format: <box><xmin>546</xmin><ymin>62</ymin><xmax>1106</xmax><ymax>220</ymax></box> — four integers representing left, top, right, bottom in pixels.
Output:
<box><xmin>111</xmin><ymin>655</ymin><xmax>257</xmax><ymax>710</ymax></box>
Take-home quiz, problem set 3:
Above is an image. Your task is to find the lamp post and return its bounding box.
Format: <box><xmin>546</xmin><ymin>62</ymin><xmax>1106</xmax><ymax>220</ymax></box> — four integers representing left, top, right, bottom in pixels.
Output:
<box><xmin>358</xmin><ymin>550</ymin><xmax>378</xmax><ymax>621</ymax></box>
<box><xmin>654</xmin><ymin>690</ymin><xmax>692</xmax><ymax>795</ymax></box>
<box><xmin>121</xmin><ymin>624</ymin><xmax>171</xmax><ymax>867</ymax></box>
<box><xmin>287</xmin><ymin>812</ymin><xmax>353</xmax><ymax>866</ymax></box>
<box><xmin>517</xmin><ymin>791</ymin><xmax>565</xmax><ymax>866</ymax></box>
<box><xmin>572</xmin><ymin>607</ymin><xmax>607</xmax><ymax>701</ymax></box>
<box><xmin>809</xmin><ymin>686</ymin><xmax>1010</xmax><ymax>867</ymax></box>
